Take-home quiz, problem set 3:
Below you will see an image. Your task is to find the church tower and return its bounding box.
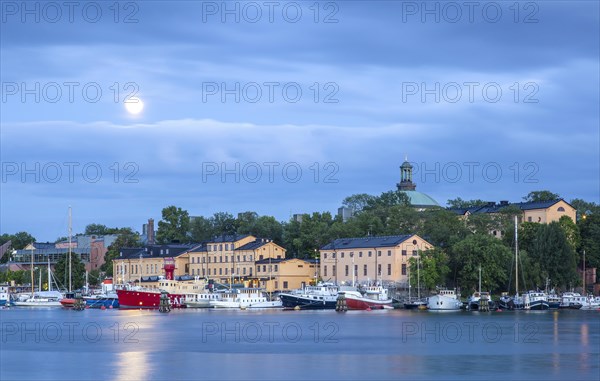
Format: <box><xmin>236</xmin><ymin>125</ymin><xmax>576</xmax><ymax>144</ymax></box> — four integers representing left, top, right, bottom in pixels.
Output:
<box><xmin>397</xmin><ymin>159</ymin><xmax>416</xmax><ymax>191</ymax></box>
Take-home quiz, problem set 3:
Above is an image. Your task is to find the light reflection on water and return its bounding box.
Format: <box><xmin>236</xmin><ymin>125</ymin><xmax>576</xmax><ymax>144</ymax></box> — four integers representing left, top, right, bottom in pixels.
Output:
<box><xmin>0</xmin><ymin>308</ymin><xmax>598</xmax><ymax>380</ymax></box>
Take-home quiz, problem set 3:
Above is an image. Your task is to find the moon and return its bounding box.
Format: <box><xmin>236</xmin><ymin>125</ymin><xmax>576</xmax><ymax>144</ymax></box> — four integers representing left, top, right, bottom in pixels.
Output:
<box><xmin>125</xmin><ymin>97</ymin><xmax>144</xmax><ymax>115</ymax></box>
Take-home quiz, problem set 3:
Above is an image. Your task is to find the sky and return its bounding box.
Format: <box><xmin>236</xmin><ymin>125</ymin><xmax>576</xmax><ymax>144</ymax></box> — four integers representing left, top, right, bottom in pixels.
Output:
<box><xmin>1</xmin><ymin>1</ymin><xmax>599</xmax><ymax>241</ymax></box>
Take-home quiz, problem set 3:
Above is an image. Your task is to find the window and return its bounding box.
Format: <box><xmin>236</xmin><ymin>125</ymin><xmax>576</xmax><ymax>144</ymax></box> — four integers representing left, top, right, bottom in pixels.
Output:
<box><xmin>225</xmin><ymin>256</ymin><xmax>228</xmax><ymax>262</ymax></box>
<box><xmin>243</xmin><ymin>267</ymin><xmax>246</xmax><ymax>275</ymax></box>
<box><xmin>333</xmin><ymin>265</ymin><xmax>336</xmax><ymax>275</ymax></box>
<box><xmin>359</xmin><ymin>251</ymin><xmax>362</xmax><ymax>257</ymax></box>
<box><xmin>257</xmin><ymin>266</ymin><xmax>260</xmax><ymax>273</ymax></box>
<box><xmin>275</xmin><ymin>281</ymin><xmax>278</xmax><ymax>289</ymax></box>
<box><xmin>368</xmin><ymin>251</ymin><xmax>372</xmax><ymax>257</ymax></box>
<box><xmin>354</xmin><ymin>265</ymin><xmax>358</xmax><ymax>275</ymax></box>
<box><xmin>225</xmin><ymin>244</ymin><xmax>229</xmax><ymax>250</ymax></box>
<box><xmin>558</xmin><ymin>207</ymin><xmax>565</xmax><ymax>212</ymax></box>
<box><xmin>412</xmin><ymin>240</ymin><xmax>417</xmax><ymax>245</ymax></box>
<box><xmin>341</xmin><ymin>252</ymin><xmax>344</xmax><ymax>258</ymax></box>
<box><xmin>412</xmin><ymin>250</ymin><xmax>417</xmax><ymax>256</ymax></box>
<box><xmin>378</xmin><ymin>264</ymin><xmax>381</xmax><ymax>275</ymax></box>
<box><xmin>363</xmin><ymin>264</ymin><xmax>367</xmax><ymax>276</ymax></box>
<box><xmin>231</xmin><ymin>255</ymin><xmax>234</xmax><ymax>262</ymax></box>
<box><xmin>388</xmin><ymin>264</ymin><xmax>391</xmax><ymax>276</ymax></box>
<box><xmin>146</xmin><ymin>264</ymin><xmax>149</xmax><ymax>273</ymax></box>
<box><xmin>259</xmin><ymin>255</ymin><xmax>264</xmax><ymax>260</ymax></box>
<box><xmin>274</xmin><ymin>265</ymin><xmax>278</xmax><ymax>272</ymax></box>
<box><xmin>283</xmin><ymin>281</ymin><xmax>288</xmax><ymax>289</ymax></box>
<box><xmin>538</xmin><ymin>217</ymin><xmax>542</xmax><ymax>222</ymax></box>
<box><xmin>249</xmin><ymin>255</ymin><xmax>253</xmax><ymax>261</ymax></box>
<box><xmin>219</xmin><ymin>244</ymin><xmax>222</xmax><ymax>251</ymax></box>
<box><xmin>345</xmin><ymin>265</ymin><xmax>349</xmax><ymax>276</ymax></box>
<box><xmin>401</xmin><ymin>264</ymin><xmax>406</xmax><ymax>275</ymax></box>
<box><xmin>237</xmin><ymin>256</ymin><xmax>240</xmax><ymax>262</ymax></box>
<box><xmin>219</xmin><ymin>268</ymin><xmax>222</xmax><ymax>275</ymax></box>
<box><xmin>208</xmin><ymin>257</ymin><xmax>211</xmax><ymax>263</ymax></box>
<box><xmin>324</xmin><ymin>253</ymin><xmax>327</xmax><ymax>259</ymax></box>
<box><xmin>388</xmin><ymin>250</ymin><xmax>392</xmax><ymax>256</ymax></box>
<box><xmin>202</xmin><ymin>268</ymin><xmax>205</xmax><ymax>276</ymax></box>
<box><xmin>220</xmin><ymin>256</ymin><xmax>222</xmax><ymax>263</ymax></box>
<box><xmin>263</xmin><ymin>265</ymin><xmax>266</xmax><ymax>272</ymax></box>
<box><xmin>402</xmin><ymin>250</ymin><xmax>407</xmax><ymax>256</ymax></box>
<box><xmin>528</xmin><ymin>216</ymin><xmax>532</xmax><ymax>222</ymax></box>
<box><xmin>378</xmin><ymin>251</ymin><xmax>381</xmax><ymax>256</ymax></box>
<box><xmin>225</xmin><ymin>268</ymin><xmax>228</xmax><ymax>275</ymax></box>
<box><xmin>243</xmin><ymin>255</ymin><xmax>246</xmax><ymax>262</ymax></box>
<box><xmin>493</xmin><ymin>231</ymin><xmax>497</xmax><ymax>236</ymax></box>
<box><xmin>202</xmin><ymin>257</ymin><xmax>205</xmax><ymax>263</ymax></box>
<box><xmin>249</xmin><ymin>268</ymin><xmax>252</xmax><ymax>276</ymax></box>
<box><xmin>324</xmin><ymin>266</ymin><xmax>328</xmax><ymax>276</ymax></box>
<box><xmin>332</xmin><ymin>253</ymin><xmax>336</xmax><ymax>258</ymax></box>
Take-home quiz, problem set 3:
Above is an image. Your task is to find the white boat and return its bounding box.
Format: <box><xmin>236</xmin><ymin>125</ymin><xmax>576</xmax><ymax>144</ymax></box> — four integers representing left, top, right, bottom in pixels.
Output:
<box><xmin>13</xmin><ymin>291</ymin><xmax>64</xmax><ymax>307</ymax></box>
<box><xmin>210</xmin><ymin>288</ymin><xmax>282</xmax><ymax>309</ymax></box>
<box><xmin>0</xmin><ymin>285</ymin><xmax>11</xmax><ymax>307</ymax></box>
<box><xmin>427</xmin><ymin>289</ymin><xmax>462</xmax><ymax>310</ymax></box>
<box><xmin>560</xmin><ymin>292</ymin><xmax>600</xmax><ymax>310</ymax></box>
<box><xmin>185</xmin><ymin>291</ymin><xmax>224</xmax><ymax>308</ymax></box>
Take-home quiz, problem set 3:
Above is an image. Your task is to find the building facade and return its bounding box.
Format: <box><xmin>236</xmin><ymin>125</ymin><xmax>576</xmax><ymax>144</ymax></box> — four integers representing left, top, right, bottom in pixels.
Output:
<box><xmin>254</xmin><ymin>258</ymin><xmax>318</xmax><ymax>292</ymax></box>
<box><xmin>319</xmin><ymin>234</ymin><xmax>434</xmax><ymax>286</ymax></box>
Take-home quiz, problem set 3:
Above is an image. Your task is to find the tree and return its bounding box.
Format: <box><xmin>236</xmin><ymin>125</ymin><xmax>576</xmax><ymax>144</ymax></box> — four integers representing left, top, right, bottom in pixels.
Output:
<box><xmin>451</xmin><ymin>234</ymin><xmax>513</xmax><ymax>293</ymax></box>
<box><xmin>0</xmin><ymin>232</ymin><xmax>35</xmax><ymax>263</ymax></box>
<box><xmin>570</xmin><ymin>199</ymin><xmax>600</xmax><ymax>221</ymax></box>
<box><xmin>523</xmin><ymin>190</ymin><xmax>560</xmax><ymax>202</ymax></box>
<box><xmin>408</xmin><ymin>248</ymin><xmax>450</xmax><ymax>291</ymax></box>
<box><xmin>210</xmin><ymin>212</ymin><xmax>236</xmax><ymax>237</ymax></box>
<box><xmin>84</xmin><ymin>224</ymin><xmax>118</xmax><ymax>236</ymax></box>
<box><xmin>557</xmin><ymin>215</ymin><xmax>581</xmax><ymax>252</ymax></box>
<box><xmin>54</xmin><ymin>252</ymin><xmax>86</xmax><ymax>290</ymax></box>
<box><xmin>190</xmin><ymin>216</ymin><xmax>214</xmax><ymax>242</ymax></box>
<box><xmin>446</xmin><ymin>198</ymin><xmax>488</xmax><ymax>209</ymax></box>
<box><xmin>579</xmin><ymin>213</ymin><xmax>600</xmax><ymax>281</ymax></box>
<box><xmin>342</xmin><ymin>193</ymin><xmax>376</xmax><ymax>213</ymax></box>
<box><xmin>531</xmin><ymin>222</ymin><xmax>579</xmax><ymax>289</ymax></box>
<box><xmin>88</xmin><ymin>269</ymin><xmax>102</xmax><ymax>287</ymax></box>
<box><xmin>156</xmin><ymin>206</ymin><xmax>191</xmax><ymax>244</ymax></box>
<box><xmin>102</xmin><ymin>228</ymin><xmax>141</xmax><ymax>276</ymax></box>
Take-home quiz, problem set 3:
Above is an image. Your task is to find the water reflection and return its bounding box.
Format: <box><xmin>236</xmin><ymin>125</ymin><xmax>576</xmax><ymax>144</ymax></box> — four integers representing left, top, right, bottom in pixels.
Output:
<box><xmin>115</xmin><ymin>352</ymin><xmax>149</xmax><ymax>381</ymax></box>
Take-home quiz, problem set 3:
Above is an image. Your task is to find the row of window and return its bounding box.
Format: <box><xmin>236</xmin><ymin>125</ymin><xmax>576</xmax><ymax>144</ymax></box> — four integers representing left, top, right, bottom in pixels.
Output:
<box><xmin>190</xmin><ymin>267</ymin><xmax>253</xmax><ymax>276</ymax></box>
<box><xmin>190</xmin><ymin>255</ymin><xmax>255</xmax><ymax>264</ymax></box>
<box><xmin>323</xmin><ymin>263</ymin><xmax>409</xmax><ymax>277</ymax></box>
<box><xmin>322</xmin><ymin>250</ymin><xmax>418</xmax><ymax>259</ymax></box>
<box><xmin>207</xmin><ymin>243</ymin><xmax>234</xmax><ymax>252</ymax></box>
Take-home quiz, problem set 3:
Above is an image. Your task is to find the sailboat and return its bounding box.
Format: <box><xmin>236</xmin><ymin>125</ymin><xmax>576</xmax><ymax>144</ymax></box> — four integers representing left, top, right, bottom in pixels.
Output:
<box><xmin>13</xmin><ymin>243</ymin><xmax>63</xmax><ymax>307</ymax></box>
<box><xmin>497</xmin><ymin>216</ymin><xmax>548</xmax><ymax>310</ymax></box>
<box><xmin>467</xmin><ymin>265</ymin><xmax>494</xmax><ymax>311</ymax></box>
<box><xmin>404</xmin><ymin>257</ymin><xmax>426</xmax><ymax>309</ymax></box>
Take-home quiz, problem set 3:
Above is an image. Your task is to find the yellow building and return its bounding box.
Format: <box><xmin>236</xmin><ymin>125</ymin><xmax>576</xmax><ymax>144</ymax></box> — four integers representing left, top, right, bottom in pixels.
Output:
<box><xmin>451</xmin><ymin>199</ymin><xmax>577</xmax><ymax>238</ymax></box>
<box><xmin>319</xmin><ymin>234</ymin><xmax>434</xmax><ymax>285</ymax></box>
<box><xmin>113</xmin><ymin>244</ymin><xmax>201</xmax><ymax>284</ymax></box>
<box><xmin>254</xmin><ymin>258</ymin><xmax>318</xmax><ymax>292</ymax></box>
<box><xmin>187</xmin><ymin>235</ymin><xmax>286</xmax><ymax>284</ymax></box>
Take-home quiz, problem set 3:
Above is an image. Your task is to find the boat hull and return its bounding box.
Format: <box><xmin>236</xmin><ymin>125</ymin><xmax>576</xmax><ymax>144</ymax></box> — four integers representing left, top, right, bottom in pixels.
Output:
<box><xmin>116</xmin><ymin>289</ymin><xmax>186</xmax><ymax>309</ymax></box>
<box><xmin>279</xmin><ymin>294</ymin><xmax>337</xmax><ymax>310</ymax></box>
<box><xmin>427</xmin><ymin>295</ymin><xmax>462</xmax><ymax>311</ymax></box>
<box><xmin>344</xmin><ymin>295</ymin><xmax>392</xmax><ymax>310</ymax></box>
<box><xmin>84</xmin><ymin>297</ymin><xmax>119</xmax><ymax>308</ymax></box>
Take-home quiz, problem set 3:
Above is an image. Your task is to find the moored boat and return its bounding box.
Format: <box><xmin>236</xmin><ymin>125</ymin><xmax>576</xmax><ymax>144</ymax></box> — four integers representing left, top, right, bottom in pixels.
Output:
<box><xmin>13</xmin><ymin>291</ymin><xmax>64</xmax><ymax>307</ymax></box>
<box><xmin>279</xmin><ymin>282</ymin><xmax>339</xmax><ymax>310</ymax></box>
<box><xmin>427</xmin><ymin>289</ymin><xmax>462</xmax><ymax>311</ymax></box>
<box><xmin>341</xmin><ymin>285</ymin><xmax>393</xmax><ymax>310</ymax></box>
<box><xmin>210</xmin><ymin>288</ymin><xmax>282</xmax><ymax>309</ymax></box>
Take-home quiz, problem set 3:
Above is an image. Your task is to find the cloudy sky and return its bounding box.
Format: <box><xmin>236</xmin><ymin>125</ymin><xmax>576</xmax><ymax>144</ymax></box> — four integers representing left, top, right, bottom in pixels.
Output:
<box><xmin>1</xmin><ymin>1</ymin><xmax>598</xmax><ymax>241</ymax></box>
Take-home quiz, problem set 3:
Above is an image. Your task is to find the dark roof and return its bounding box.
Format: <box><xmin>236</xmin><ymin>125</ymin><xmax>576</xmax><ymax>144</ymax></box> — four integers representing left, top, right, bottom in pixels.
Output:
<box><xmin>32</xmin><ymin>242</ymin><xmax>57</xmax><ymax>250</ymax></box>
<box><xmin>209</xmin><ymin>234</ymin><xmax>250</xmax><ymax>243</ymax></box>
<box><xmin>235</xmin><ymin>240</ymin><xmax>271</xmax><ymax>251</ymax></box>
<box><xmin>117</xmin><ymin>244</ymin><xmax>201</xmax><ymax>260</ymax></box>
<box><xmin>320</xmin><ymin>235</ymin><xmax>414</xmax><ymax>250</ymax></box>
<box><xmin>255</xmin><ymin>258</ymin><xmax>315</xmax><ymax>265</ymax></box>
<box><xmin>15</xmin><ymin>247</ymin><xmax>90</xmax><ymax>255</ymax></box>
<box><xmin>448</xmin><ymin>199</ymin><xmax>567</xmax><ymax>215</ymax></box>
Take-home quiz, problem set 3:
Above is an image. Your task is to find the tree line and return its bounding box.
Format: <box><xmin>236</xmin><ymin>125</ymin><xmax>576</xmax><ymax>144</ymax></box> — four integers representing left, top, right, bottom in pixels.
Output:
<box><xmin>1</xmin><ymin>190</ymin><xmax>599</xmax><ymax>293</ymax></box>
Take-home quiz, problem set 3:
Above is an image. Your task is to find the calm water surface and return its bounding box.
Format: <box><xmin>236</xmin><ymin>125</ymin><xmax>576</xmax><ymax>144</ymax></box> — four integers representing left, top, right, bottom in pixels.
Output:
<box><xmin>1</xmin><ymin>308</ymin><xmax>598</xmax><ymax>380</ymax></box>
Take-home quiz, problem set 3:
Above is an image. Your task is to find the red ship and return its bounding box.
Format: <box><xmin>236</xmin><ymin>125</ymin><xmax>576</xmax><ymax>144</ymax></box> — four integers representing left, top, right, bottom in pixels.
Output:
<box><xmin>116</xmin><ymin>258</ymin><xmax>188</xmax><ymax>309</ymax></box>
<box><xmin>341</xmin><ymin>286</ymin><xmax>393</xmax><ymax>310</ymax></box>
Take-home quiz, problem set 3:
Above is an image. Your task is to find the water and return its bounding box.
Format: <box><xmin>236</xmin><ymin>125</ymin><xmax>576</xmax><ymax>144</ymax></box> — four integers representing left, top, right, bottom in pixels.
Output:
<box><xmin>1</xmin><ymin>308</ymin><xmax>598</xmax><ymax>380</ymax></box>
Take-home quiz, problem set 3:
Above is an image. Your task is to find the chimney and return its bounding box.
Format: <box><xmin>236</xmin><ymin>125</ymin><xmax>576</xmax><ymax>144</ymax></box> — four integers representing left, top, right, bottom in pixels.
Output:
<box><xmin>148</xmin><ymin>218</ymin><xmax>155</xmax><ymax>245</ymax></box>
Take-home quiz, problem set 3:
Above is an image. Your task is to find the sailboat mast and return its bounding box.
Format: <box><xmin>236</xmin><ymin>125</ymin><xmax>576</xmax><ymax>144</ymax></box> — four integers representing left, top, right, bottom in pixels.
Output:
<box><xmin>48</xmin><ymin>256</ymin><xmax>51</xmax><ymax>291</ymax></box>
<box><xmin>478</xmin><ymin>265</ymin><xmax>481</xmax><ymax>293</ymax></box>
<box><xmin>417</xmin><ymin>256</ymin><xmax>420</xmax><ymax>299</ymax></box>
<box><xmin>30</xmin><ymin>245</ymin><xmax>34</xmax><ymax>296</ymax></box>
<box><xmin>514</xmin><ymin>215</ymin><xmax>518</xmax><ymax>296</ymax></box>
<box><xmin>68</xmin><ymin>206</ymin><xmax>72</xmax><ymax>293</ymax></box>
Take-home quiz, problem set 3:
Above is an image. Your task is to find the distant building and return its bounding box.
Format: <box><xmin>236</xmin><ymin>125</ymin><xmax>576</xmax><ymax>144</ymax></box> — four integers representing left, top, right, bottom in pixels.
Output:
<box><xmin>337</xmin><ymin>206</ymin><xmax>354</xmax><ymax>222</ymax></box>
<box><xmin>141</xmin><ymin>218</ymin><xmax>156</xmax><ymax>245</ymax></box>
<box><xmin>292</xmin><ymin>214</ymin><xmax>304</xmax><ymax>223</ymax></box>
<box><xmin>319</xmin><ymin>234</ymin><xmax>434</xmax><ymax>286</ymax></box>
<box><xmin>396</xmin><ymin>159</ymin><xmax>440</xmax><ymax>209</ymax></box>
<box><xmin>449</xmin><ymin>199</ymin><xmax>577</xmax><ymax>237</ymax></box>
<box><xmin>10</xmin><ymin>235</ymin><xmax>117</xmax><ymax>272</ymax></box>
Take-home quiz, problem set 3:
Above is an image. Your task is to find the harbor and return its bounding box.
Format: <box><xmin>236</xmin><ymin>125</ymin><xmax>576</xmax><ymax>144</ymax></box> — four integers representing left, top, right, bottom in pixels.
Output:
<box><xmin>1</xmin><ymin>306</ymin><xmax>598</xmax><ymax>381</ymax></box>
